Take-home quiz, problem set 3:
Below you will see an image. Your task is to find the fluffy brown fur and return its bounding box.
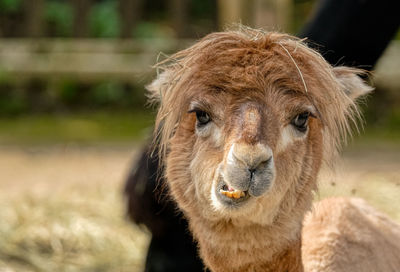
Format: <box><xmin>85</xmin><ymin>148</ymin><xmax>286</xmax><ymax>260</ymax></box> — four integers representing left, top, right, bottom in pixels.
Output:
<box><xmin>303</xmin><ymin>198</ymin><xmax>400</xmax><ymax>271</ymax></box>
<box><xmin>147</xmin><ymin>28</ymin><xmax>400</xmax><ymax>271</ymax></box>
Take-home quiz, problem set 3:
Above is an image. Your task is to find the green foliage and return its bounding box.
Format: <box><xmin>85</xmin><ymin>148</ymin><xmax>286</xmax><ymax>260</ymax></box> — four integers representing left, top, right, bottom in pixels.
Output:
<box><xmin>0</xmin><ymin>111</ymin><xmax>155</xmax><ymax>144</ymax></box>
<box><xmin>0</xmin><ymin>83</ymin><xmax>27</xmax><ymax>115</ymax></box>
<box><xmin>142</xmin><ymin>0</ymin><xmax>166</xmax><ymax>21</ymax></box>
<box><xmin>386</xmin><ymin>109</ymin><xmax>400</xmax><ymax>130</ymax></box>
<box><xmin>191</xmin><ymin>0</ymin><xmax>216</xmax><ymax>19</ymax></box>
<box><xmin>133</xmin><ymin>22</ymin><xmax>173</xmax><ymax>39</ymax></box>
<box><xmin>361</xmin><ymin>108</ymin><xmax>400</xmax><ymax>143</ymax></box>
<box><xmin>292</xmin><ymin>0</ymin><xmax>316</xmax><ymax>33</ymax></box>
<box><xmin>57</xmin><ymin>80</ymin><xmax>81</xmax><ymax>106</ymax></box>
<box><xmin>395</xmin><ymin>28</ymin><xmax>400</xmax><ymax>40</ymax></box>
<box><xmin>0</xmin><ymin>0</ymin><xmax>22</xmax><ymax>13</ymax></box>
<box><xmin>0</xmin><ymin>93</ymin><xmax>27</xmax><ymax>115</ymax></box>
<box><xmin>0</xmin><ymin>79</ymin><xmax>147</xmax><ymax>115</ymax></box>
<box><xmin>44</xmin><ymin>1</ymin><xmax>73</xmax><ymax>37</ymax></box>
<box><xmin>89</xmin><ymin>0</ymin><xmax>120</xmax><ymax>38</ymax></box>
<box><xmin>90</xmin><ymin>82</ymin><xmax>125</xmax><ymax>106</ymax></box>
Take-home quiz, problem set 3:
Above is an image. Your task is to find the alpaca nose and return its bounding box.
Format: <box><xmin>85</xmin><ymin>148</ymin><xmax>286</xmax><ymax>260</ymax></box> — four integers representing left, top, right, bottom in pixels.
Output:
<box><xmin>231</xmin><ymin>142</ymin><xmax>272</xmax><ymax>171</ymax></box>
<box><xmin>224</xmin><ymin>143</ymin><xmax>274</xmax><ymax>197</ymax></box>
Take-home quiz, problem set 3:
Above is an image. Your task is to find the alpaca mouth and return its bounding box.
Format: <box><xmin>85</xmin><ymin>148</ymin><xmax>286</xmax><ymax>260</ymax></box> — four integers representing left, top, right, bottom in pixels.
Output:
<box><xmin>220</xmin><ymin>184</ymin><xmax>247</xmax><ymax>199</ymax></box>
<box><xmin>216</xmin><ymin>179</ymin><xmax>250</xmax><ymax>205</ymax></box>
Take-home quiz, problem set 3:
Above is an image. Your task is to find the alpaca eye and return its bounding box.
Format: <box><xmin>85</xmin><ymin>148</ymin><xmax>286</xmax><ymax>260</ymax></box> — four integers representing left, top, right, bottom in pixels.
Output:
<box><xmin>195</xmin><ymin>110</ymin><xmax>211</xmax><ymax>126</ymax></box>
<box><xmin>291</xmin><ymin>112</ymin><xmax>310</xmax><ymax>132</ymax></box>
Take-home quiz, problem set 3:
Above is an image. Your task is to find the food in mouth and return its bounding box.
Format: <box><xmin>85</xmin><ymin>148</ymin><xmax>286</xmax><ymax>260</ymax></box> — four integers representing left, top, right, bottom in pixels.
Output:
<box><xmin>219</xmin><ymin>184</ymin><xmax>247</xmax><ymax>199</ymax></box>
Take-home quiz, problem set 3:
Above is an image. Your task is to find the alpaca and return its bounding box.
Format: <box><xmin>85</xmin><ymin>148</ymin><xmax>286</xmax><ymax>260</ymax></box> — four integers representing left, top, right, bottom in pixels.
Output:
<box><xmin>147</xmin><ymin>28</ymin><xmax>400</xmax><ymax>272</ymax></box>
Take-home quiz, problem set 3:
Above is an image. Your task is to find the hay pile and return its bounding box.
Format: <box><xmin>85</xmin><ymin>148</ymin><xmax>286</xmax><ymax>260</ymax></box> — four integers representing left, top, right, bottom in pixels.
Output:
<box><xmin>0</xmin><ymin>147</ymin><xmax>149</xmax><ymax>272</ymax></box>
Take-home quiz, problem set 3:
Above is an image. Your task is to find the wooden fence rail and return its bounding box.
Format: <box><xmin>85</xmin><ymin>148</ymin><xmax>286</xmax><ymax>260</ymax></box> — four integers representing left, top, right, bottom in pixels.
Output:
<box><xmin>0</xmin><ymin>38</ymin><xmax>398</xmax><ymax>90</ymax></box>
<box><xmin>0</xmin><ymin>38</ymin><xmax>193</xmax><ymax>83</ymax></box>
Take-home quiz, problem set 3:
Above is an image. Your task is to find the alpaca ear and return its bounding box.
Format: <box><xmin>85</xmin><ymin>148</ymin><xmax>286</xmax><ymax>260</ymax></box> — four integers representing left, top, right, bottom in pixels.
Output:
<box><xmin>146</xmin><ymin>70</ymin><xmax>173</xmax><ymax>104</ymax></box>
<box><xmin>332</xmin><ymin>67</ymin><xmax>374</xmax><ymax>101</ymax></box>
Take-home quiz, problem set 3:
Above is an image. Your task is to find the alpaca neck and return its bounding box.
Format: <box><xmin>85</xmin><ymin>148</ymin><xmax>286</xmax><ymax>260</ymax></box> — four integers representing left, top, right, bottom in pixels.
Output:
<box><xmin>183</xmin><ymin>149</ymin><xmax>317</xmax><ymax>271</ymax></box>
<box><xmin>264</xmin><ymin>238</ymin><xmax>303</xmax><ymax>272</ymax></box>
<box><xmin>191</xmin><ymin>215</ymin><xmax>304</xmax><ymax>272</ymax></box>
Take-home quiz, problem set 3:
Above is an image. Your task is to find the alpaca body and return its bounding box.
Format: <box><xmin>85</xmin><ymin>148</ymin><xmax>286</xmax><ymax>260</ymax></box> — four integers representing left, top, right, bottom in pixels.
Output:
<box><xmin>148</xmin><ymin>28</ymin><xmax>400</xmax><ymax>271</ymax></box>
<box><xmin>178</xmin><ymin>196</ymin><xmax>400</xmax><ymax>272</ymax></box>
<box><xmin>303</xmin><ymin>197</ymin><xmax>400</xmax><ymax>272</ymax></box>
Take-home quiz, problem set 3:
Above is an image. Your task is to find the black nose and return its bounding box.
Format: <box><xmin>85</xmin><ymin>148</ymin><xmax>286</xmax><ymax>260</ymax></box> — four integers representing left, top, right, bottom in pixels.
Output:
<box><xmin>248</xmin><ymin>157</ymin><xmax>272</xmax><ymax>177</ymax></box>
<box><xmin>248</xmin><ymin>158</ymin><xmax>274</xmax><ymax>197</ymax></box>
<box><xmin>249</xmin><ymin>169</ymin><xmax>256</xmax><ymax>180</ymax></box>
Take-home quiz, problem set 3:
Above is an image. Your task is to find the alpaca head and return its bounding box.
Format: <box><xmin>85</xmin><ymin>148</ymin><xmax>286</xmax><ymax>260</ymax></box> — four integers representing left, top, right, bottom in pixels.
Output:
<box><xmin>149</xmin><ymin>29</ymin><xmax>372</xmax><ymax>226</ymax></box>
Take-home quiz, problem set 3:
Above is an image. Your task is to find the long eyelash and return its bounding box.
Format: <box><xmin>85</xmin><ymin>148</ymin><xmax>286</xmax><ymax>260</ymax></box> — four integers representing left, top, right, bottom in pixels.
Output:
<box><xmin>187</xmin><ymin>104</ymin><xmax>206</xmax><ymax>113</ymax></box>
<box><xmin>188</xmin><ymin>107</ymin><xmax>211</xmax><ymax>117</ymax></box>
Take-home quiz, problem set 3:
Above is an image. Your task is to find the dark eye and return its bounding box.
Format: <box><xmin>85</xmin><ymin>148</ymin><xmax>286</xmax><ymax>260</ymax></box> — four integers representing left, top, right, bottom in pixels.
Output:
<box><xmin>291</xmin><ymin>112</ymin><xmax>310</xmax><ymax>132</ymax></box>
<box><xmin>195</xmin><ymin>110</ymin><xmax>211</xmax><ymax>126</ymax></box>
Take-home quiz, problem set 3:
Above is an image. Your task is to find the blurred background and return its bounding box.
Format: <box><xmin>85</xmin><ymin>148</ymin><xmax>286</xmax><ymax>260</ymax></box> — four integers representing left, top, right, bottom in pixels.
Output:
<box><xmin>0</xmin><ymin>0</ymin><xmax>398</xmax><ymax>271</ymax></box>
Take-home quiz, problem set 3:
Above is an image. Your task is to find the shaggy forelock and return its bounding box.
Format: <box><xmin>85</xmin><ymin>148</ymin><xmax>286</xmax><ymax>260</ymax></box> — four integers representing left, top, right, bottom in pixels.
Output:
<box><xmin>148</xmin><ymin>28</ymin><xmax>366</xmax><ymax>167</ymax></box>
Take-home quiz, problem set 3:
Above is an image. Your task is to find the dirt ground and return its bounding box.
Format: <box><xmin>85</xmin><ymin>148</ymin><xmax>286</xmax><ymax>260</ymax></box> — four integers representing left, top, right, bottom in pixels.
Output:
<box><xmin>0</xmin><ymin>143</ymin><xmax>399</xmax><ymax>271</ymax></box>
<box><xmin>318</xmin><ymin>145</ymin><xmax>400</xmax><ymax>222</ymax></box>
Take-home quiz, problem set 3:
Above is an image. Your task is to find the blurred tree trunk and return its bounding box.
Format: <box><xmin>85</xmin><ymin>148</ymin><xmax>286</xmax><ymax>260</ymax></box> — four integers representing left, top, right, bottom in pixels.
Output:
<box><xmin>168</xmin><ymin>0</ymin><xmax>190</xmax><ymax>38</ymax></box>
<box><xmin>24</xmin><ymin>0</ymin><xmax>44</xmax><ymax>37</ymax></box>
<box><xmin>254</xmin><ymin>0</ymin><xmax>292</xmax><ymax>32</ymax></box>
<box><xmin>217</xmin><ymin>0</ymin><xmax>292</xmax><ymax>32</ymax></box>
<box><xmin>72</xmin><ymin>0</ymin><xmax>92</xmax><ymax>38</ymax></box>
<box><xmin>217</xmin><ymin>0</ymin><xmax>254</xmax><ymax>29</ymax></box>
<box><xmin>119</xmin><ymin>0</ymin><xmax>144</xmax><ymax>39</ymax></box>
<box><xmin>275</xmin><ymin>0</ymin><xmax>292</xmax><ymax>32</ymax></box>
